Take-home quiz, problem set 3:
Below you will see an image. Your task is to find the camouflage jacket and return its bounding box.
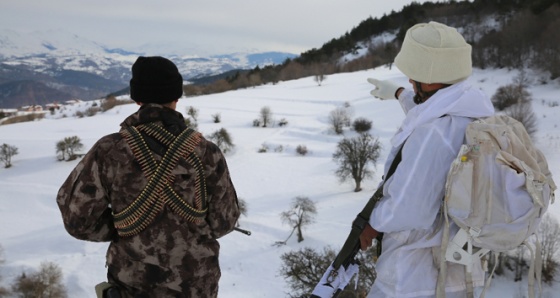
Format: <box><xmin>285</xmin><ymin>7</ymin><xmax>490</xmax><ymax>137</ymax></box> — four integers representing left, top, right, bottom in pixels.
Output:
<box><xmin>57</xmin><ymin>104</ymin><xmax>240</xmax><ymax>297</ymax></box>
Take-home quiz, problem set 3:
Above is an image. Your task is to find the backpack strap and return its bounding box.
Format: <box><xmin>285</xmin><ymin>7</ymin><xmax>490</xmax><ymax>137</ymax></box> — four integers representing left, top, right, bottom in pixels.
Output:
<box><xmin>113</xmin><ymin>124</ymin><xmax>207</xmax><ymax>237</ymax></box>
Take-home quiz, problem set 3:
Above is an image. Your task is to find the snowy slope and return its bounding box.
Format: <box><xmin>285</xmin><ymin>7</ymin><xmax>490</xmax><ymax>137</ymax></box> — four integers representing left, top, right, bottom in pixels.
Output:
<box><xmin>0</xmin><ymin>66</ymin><xmax>559</xmax><ymax>297</ymax></box>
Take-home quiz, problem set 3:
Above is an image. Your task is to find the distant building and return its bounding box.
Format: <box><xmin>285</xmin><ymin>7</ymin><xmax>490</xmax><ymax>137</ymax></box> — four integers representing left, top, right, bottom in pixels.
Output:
<box><xmin>0</xmin><ymin>109</ymin><xmax>18</xmax><ymax>118</ymax></box>
<box><xmin>64</xmin><ymin>99</ymin><xmax>83</xmax><ymax>105</ymax></box>
<box><xmin>19</xmin><ymin>105</ymin><xmax>43</xmax><ymax>112</ymax></box>
<box><xmin>46</xmin><ymin>103</ymin><xmax>61</xmax><ymax>112</ymax></box>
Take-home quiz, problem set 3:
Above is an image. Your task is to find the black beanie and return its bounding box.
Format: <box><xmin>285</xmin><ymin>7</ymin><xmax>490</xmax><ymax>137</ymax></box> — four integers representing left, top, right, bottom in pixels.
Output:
<box><xmin>130</xmin><ymin>56</ymin><xmax>183</xmax><ymax>104</ymax></box>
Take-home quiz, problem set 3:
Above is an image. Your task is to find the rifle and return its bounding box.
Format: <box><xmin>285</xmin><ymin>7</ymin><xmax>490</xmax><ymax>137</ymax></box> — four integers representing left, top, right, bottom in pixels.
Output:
<box><xmin>234</xmin><ymin>226</ymin><xmax>251</xmax><ymax>235</ymax></box>
<box><xmin>311</xmin><ymin>145</ymin><xmax>403</xmax><ymax>298</ymax></box>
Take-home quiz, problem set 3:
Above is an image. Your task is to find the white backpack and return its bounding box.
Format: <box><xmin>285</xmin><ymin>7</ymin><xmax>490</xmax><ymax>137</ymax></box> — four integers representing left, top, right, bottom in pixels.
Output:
<box><xmin>437</xmin><ymin>115</ymin><xmax>556</xmax><ymax>298</ymax></box>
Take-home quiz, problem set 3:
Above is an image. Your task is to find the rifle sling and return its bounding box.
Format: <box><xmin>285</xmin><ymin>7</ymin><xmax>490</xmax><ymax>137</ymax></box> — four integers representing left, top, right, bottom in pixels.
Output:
<box><xmin>332</xmin><ymin>144</ymin><xmax>404</xmax><ymax>269</ymax></box>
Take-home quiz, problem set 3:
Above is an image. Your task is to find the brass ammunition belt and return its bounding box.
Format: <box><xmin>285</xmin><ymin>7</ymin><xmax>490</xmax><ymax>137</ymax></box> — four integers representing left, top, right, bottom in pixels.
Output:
<box><xmin>114</xmin><ymin>123</ymin><xmax>208</xmax><ymax>237</ymax></box>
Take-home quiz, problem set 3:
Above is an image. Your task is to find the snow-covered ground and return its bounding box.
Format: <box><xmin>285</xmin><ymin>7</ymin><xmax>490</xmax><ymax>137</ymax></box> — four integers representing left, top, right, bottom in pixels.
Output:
<box><xmin>0</xmin><ymin>66</ymin><xmax>559</xmax><ymax>297</ymax></box>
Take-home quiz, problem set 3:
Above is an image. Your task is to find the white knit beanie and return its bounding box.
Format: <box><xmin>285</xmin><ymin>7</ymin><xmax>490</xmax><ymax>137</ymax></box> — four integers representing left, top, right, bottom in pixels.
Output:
<box><xmin>394</xmin><ymin>21</ymin><xmax>472</xmax><ymax>84</ymax></box>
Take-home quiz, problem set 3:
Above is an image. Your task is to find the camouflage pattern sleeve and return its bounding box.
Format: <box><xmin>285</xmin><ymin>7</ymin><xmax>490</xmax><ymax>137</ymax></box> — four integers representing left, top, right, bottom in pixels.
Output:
<box><xmin>202</xmin><ymin>141</ymin><xmax>240</xmax><ymax>239</ymax></box>
<box><xmin>56</xmin><ymin>139</ymin><xmax>116</xmax><ymax>242</ymax></box>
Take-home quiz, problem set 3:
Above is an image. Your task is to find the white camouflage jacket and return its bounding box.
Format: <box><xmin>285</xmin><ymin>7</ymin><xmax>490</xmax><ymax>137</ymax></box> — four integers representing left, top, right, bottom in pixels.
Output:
<box><xmin>368</xmin><ymin>80</ymin><xmax>495</xmax><ymax>298</ymax></box>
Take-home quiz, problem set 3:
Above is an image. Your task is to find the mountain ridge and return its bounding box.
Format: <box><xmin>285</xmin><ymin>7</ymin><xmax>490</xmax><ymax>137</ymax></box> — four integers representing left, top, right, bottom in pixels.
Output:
<box><xmin>0</xmin><ymin>29</ymin><xmax>297</xmax><ymax>109</ymax></box>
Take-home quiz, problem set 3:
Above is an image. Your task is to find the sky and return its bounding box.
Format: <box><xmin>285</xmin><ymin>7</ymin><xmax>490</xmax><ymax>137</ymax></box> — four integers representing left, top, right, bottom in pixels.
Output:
<box><xmin>0</xmin><ymin>65</ymin><xmax>559</xmax><ymax>297</ymax></box>
<box><xmin>0</xmin><ymin>0</ymin><xmax>435</xmax><ymax>56</ymax></box>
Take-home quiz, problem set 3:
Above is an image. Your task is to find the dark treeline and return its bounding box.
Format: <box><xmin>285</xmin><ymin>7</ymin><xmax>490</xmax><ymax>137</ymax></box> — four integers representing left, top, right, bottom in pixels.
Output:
<box><xmin>184</xmin><ymin>0</ymin><xmax>560</xmax><ymax>97</ymax></box>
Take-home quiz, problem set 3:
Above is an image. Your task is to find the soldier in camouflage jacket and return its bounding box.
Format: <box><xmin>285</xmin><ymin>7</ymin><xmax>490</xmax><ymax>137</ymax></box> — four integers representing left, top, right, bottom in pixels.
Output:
<box><xmin>57</xmin><ymin>56</ymin><xmax>240</xmax><ymax>298</ymax></box>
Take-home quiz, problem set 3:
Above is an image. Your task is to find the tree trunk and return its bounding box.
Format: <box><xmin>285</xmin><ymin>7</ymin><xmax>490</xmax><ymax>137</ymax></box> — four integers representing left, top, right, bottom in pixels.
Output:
<box><xmin>297</xmin><ymin>225</ymin><xmax>304</xmax><ymax>242</ymax></box>
<box><xmin>354</xmin><ymin>179</ymin><xmax>362</xmax><ymax>192</ymax></box>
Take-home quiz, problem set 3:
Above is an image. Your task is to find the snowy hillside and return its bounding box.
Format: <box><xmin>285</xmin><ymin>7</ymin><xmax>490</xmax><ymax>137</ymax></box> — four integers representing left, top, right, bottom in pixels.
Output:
<box><xmin>0</xmin><ymin>66</ymin><xmax>559</xmax><ymax>297</ymax></box>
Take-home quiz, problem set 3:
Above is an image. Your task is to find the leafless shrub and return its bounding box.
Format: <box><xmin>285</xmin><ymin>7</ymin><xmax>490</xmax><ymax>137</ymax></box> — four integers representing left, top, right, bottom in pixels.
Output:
<box><xmin>278</xmin><ymin>118</ymin><xmax>288</xmax><ymax>127</ymax></box>
<box><xmin>85</xmin><ymin>107</ymin><xmax>100</xmax><ymax>117</ymax></box>
<box><xmin>492</xmin><ymin>84</ymin><xmax>531</xmax><ymax>111</ymax></box>
<box><xmin>56</xmin><ymin>136</ymin><xmax>84</xmax><ymax>161</ymax></box>
<box><xmin>504</xmin><ymin>102</ymin><xmax>538</xmax><ymax>140</ymax></box>
<box><xmin>1</xmin><ymin>113</ymin><xmax>45</xmax><ymax>125</ymax></box>
<box><xmin>258</xmin><ymin>143</ymin><xmax>269</xmax><ymax>153</ymax></box>
<box><xmin>353</xmin><ymin>117</ymin><xmax>373</xmax><ymax>133</ymax></box>
<box><xmin>212</xmin><ymin>113</ymin><xmax>221</xmax><ymax>123</ymax></box>
<box><xmin>0</xmin><ymin>245</ymin><xmax>8</xmax><ymax>297</ymax></box>
<box><xmin>11</xmin><ymin>262</ymin><xmax>68</xmax><ymax>298</ymax></box>
<box><xmin>329</xmin><ymin>107</ymin><xmax>351</xmax><ymax>135</ymax></box>
<box><xmin>0</xmin><ymin>143</ymin><xmax>18</xmax><ymax>168</ymax></box>
<box><xmin>538</xmin><ymin>214</ymin><xmax>560</xmax><ymax>284</ymax></box>
<box><xmin>296</xmin><ymin>145</ymin><xmax>308</xmax><ymax>156</ymax></box>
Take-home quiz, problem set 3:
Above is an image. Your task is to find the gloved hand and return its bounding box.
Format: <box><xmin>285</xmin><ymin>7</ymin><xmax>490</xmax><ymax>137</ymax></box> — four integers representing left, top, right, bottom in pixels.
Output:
<box><xmin>311</xmin><ymin>261</ymin><xmax>360</xmax><ymax>297</ymax></box>
<box><xmin>367</xmin><ymin>78</ymin><xmax>402</xmax><ymax>100</ymax></box>
<box><xmin>359</xmin><ymin>223</ymin><xmax>379</xmax><ymax>251</ymax></box>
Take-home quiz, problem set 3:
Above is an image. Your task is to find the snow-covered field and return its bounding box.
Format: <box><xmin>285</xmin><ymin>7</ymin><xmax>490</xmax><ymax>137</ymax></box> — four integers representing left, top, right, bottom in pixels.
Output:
<box><xmin>0</xmin><ymin>66</ymin><xmax>559</xmax><ymax>297</ymax></box>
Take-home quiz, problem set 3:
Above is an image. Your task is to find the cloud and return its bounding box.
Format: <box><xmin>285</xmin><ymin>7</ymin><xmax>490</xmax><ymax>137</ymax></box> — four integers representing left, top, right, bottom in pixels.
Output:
<box><xmin>0</xmin><ymin>0</ymin><xmax>430</xmax><ymax>55</ymax></box>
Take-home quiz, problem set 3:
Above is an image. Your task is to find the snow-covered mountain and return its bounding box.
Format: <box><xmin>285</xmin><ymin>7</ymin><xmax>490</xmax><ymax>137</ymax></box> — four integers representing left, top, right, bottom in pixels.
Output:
<box><xmin>0</xmin><ymin>29</ymin><xmax>297</xmax><ymax>108</ymax></box>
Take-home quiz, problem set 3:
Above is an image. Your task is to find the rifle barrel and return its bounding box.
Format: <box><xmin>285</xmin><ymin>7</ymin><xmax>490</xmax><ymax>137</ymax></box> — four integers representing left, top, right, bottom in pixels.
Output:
<box><xmin>234</xmin><ymin>227</ymin><xmax>251</xmax><ymax>236</ymax></box>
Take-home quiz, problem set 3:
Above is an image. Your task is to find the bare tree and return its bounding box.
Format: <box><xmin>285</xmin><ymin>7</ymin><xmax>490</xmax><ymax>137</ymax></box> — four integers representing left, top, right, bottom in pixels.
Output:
<box><xmin>333</xmin><ymin>133</ymin><xmax>382</xmax><ymax>192</ymax></box>
<box><xmin>259</xmin><ymin>106</ymin><xmax>273</xmax><ymax>128</ymax></box>
<box><xmin>513</xmin><ymin>69</ymin><xmax>532</xmax><ymax>89</ymax></box>
<box><xmin>538</xmin><ymin>214</ymin><xmax>560</xmax><ymax>284</ymax></box>
<box><xmin>207</xmin><ymin>128</ymin><xmax>234</xmax><ymax>154</ymax></box>
<box><xmin>486</xmin><ymin>251</ymin><xmax>507</xmax><ymax>277</ymax></box>
<box><xmin>55</xmin><ymin>140</ymin><xmax>67</xmax><ymax>161</ymax></box>
<box><xmin>0</xmin><ymin>143</ymin><xmax>18</xmax><ymax>168</ymax></box>
<box><xmin>278</xmin><ymin>197</ymin><xmax>317</xmax><ymax>244</ymax></box>
<box><xmin>279</xmin><ymin>246</ymin><xmax>378</xmax><ymax>298</ymax></box>
<box><xmin>513</xmin><ymin>246</ymin><xmax>527</xmax><ymax>282</ymax></box>
<box><xmin>187</xmin><ymin>106</ymin><xmax>199</xmax><ymax>122</ymax></box>
<box><xmin>12</xmin><ymin>262</ymin><xmax>68</xmax><ymax>298</ymax></box>
<box><xmin>56</xmin><ymin>136</ymin><xmax>84</xmax><ymax>161</ymax></box>
<box><xmin>279</xmin><ymin>247</ymin><xmax>336</xmax><ymax>298</ymax></box>
<box><xmin>314</xmin><ymin>73</ymin><xmax>326</xmax><ymax>86</ymax></box>
<box><xmin>184</xmin><ymin>118</ymin><xmax>198</xmax><ymax>130</ymax></box>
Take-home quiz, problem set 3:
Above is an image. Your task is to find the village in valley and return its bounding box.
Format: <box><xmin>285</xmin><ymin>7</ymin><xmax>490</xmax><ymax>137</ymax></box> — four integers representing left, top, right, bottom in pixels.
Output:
<box><xmin>0</xmin><ymin>99</ymin><xmax>82</xmax><ymax>124</ymax></box>
<box><xmin>0</xmin><ymin>95</ymin><xmax>134</xmax><ymax>125</ymax></box>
